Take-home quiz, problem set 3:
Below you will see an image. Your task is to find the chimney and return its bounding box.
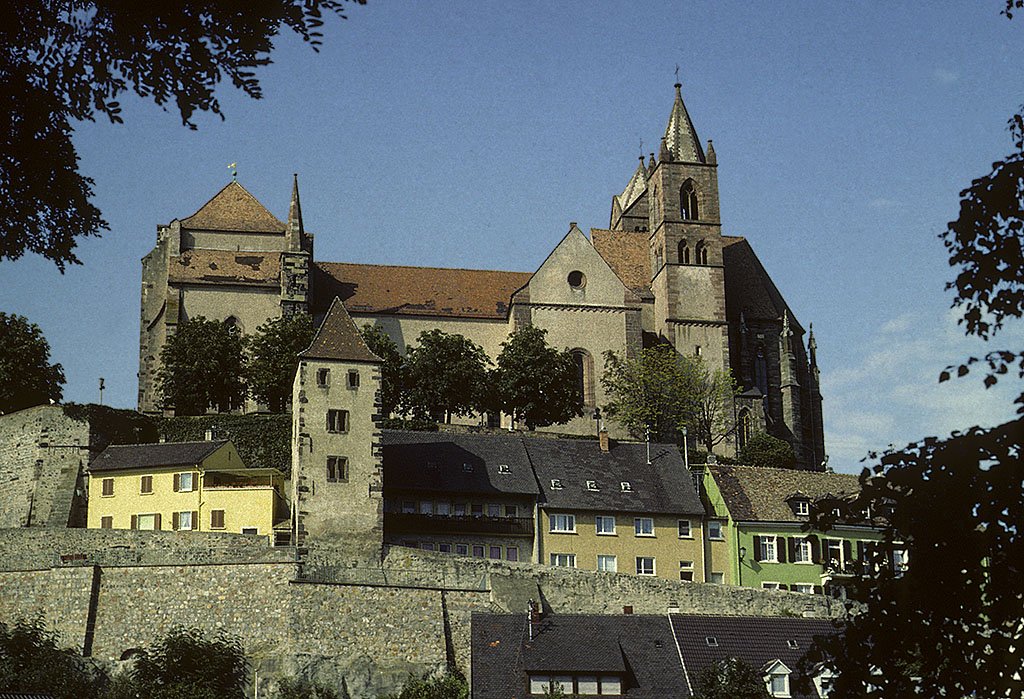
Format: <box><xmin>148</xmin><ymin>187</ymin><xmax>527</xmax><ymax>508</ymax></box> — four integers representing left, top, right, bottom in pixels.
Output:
<box><xmin>528</xmin><ymin>599</ymin><xmax>541</xmax><ymax>641</ymax></box>
<box><xmin>599</xmin><ymin>429</ymin><xmax>610</xmax><ymax>453</ymax></box>
<box><xmin>204</xmin><ymin>428</ymin><xmax>215</xmax><ymax>441</ymax></box>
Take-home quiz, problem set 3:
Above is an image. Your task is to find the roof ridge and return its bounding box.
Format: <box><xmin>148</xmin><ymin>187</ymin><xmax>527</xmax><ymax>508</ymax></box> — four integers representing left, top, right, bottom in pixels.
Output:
<box><xmin>103</xmin><ymin>439</ymin><xmax>227</xmax><ymax>449</ymax></box>
<box><xmin>316</xmin><ymin>260</ymin><xmax>532</xmax><ymax>276</ymax></box>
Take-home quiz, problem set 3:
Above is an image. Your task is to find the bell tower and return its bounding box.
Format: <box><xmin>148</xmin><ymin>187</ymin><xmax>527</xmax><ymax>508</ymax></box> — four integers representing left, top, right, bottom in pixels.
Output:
<box><xmin>647</xmin><ymin>84</ymin><xmax>729</xmax><ymax>374</ymax></box>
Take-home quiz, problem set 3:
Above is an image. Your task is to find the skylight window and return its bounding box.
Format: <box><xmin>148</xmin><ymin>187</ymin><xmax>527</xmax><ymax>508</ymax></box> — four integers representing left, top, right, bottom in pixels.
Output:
<box><xmin>620</xmin><ymin>481</ymin><xmax>632</xmax><ymax>492</ymax></box>
<box><xmin>551</xmin><ymin>479</ymin><xmax>564</xmax><ymax>490</ymax></box>
<box><xmin>462</xmin><ymin>463</ymin><xmax>473</xmax><ymax>472</ymax></box>
<box><xmin>705</xmin><ymin>636</ymin><xmax>718</xmax><ymax>647</ymax></box>
<box><xmin>586</xmin><ymin>480</ymin><xmax>599</xmax><ymax>491</ymax></box>
<box><xmin>787</xmin><ymin>640</ymin><xmax>799</xmax><ymax>649</ymax></box>
<box><xmin>498</xmin><ymin>464</ymin><xmax>511</xmax><ymax>474</ymax></box>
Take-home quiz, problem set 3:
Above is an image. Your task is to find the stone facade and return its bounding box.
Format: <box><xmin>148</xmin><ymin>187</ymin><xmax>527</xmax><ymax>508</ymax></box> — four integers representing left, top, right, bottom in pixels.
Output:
<box><xmin>136</xmin><ymin>86</ymin><xmax>825</xmax><ymax>468</ymax></box>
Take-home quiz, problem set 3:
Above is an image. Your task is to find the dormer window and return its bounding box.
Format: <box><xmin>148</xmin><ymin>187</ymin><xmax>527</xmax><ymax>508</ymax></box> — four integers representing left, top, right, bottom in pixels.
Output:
<box><xmin>795</xmin><ymin>499</ymin><xmax>810</xmax><ymax>516</ymax></box>
<box><xmin>620</xmin><ymin>481</ymin><xmax>632</xmax><ymax>492</ymax></box>
<box><xmin>762</xmin><ymin>660</ymin><xmax>793</xmax><ymax>698</ymax></box>
<box><xmin>586</xmin><ymin>480</ymin><xmax>599</xmax><ymax>491</ymax></box>
<box><xmin>551</xmin><ymin>479</ymin><xmax>564</xmax><ymax>490</ymax></box>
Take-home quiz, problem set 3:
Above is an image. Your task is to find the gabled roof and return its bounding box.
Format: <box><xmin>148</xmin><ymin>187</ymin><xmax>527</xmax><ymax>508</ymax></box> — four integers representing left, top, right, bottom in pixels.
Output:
<box><xmin>722</xmin><ymin>237</ymin><xmax>803</xmax><ymax>328</ymax></box>
<box><xmin>670</xmin><ymin>614</ymin><xmax>836</xmax><ymax>699</ymax></box>
<box><xmin>178</xmin><ymin>181</ymin><xmax>286</xmax><ymax>233</ymax></box>
<box><xmin>313</xmin><ymin>262</ymin><xmax>532</xmax><ymax>320</ymax></box>
<box><xmin>664</xmin><ymin>84</ymin><xmax>706</xmax><ymax>163</ymax></box>
<box><xmin>382</xmin><ymin>430</ymin><xmax>538</xmax><ymax>496</ymax></box>
<box><xmin>616</xmin><ymin>160</ymin><xmax>649</xmax><ymax>212</ymax></box>
<box><xmin>88</xmin><ymin>441</ymin><xmax>228</xmax><ymax>473</ymax></box>
<box><xmin>168</xmin><ymin>250</ymin><xmax>280</xmax><ymax>287</ymax></box>
<box><xmin>708</xmin><ymin>464</ymin><xmax>860</xmax><ymax>523</ymax></box>
<box><xmin>591</xmin><ymin>228</ymin><xmax>652</xmax><ymax>295</ymax></box>
<box><xmin>525</xmin><ymin>439</ymin><xmax>703</xmax><ymax>515</ymax></box>
<box><xmin>299</xmin><ymin>297</ymin><xmax>381</xmax><ymax>363</ymax></box>
<box><xmin>471</xmin><ymin>613</ymin><xmax>687</xmax><ymax>699</ymax></box>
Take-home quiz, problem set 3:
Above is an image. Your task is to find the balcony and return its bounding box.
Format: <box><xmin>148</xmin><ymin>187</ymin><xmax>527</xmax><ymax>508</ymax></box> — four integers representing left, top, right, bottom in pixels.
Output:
<box><xmin>385</xmin><ymin>512</ymin><xmax>534</xmax><ymax>538</ymax></box>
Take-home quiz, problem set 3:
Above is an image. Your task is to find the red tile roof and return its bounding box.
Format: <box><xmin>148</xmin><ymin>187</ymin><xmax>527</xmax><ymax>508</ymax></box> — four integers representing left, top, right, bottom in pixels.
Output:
<box><xmin>168</xmin><ymin>250</ymin><xmax>280</xmax><ymax>286</ymax></box>
<box><xmin>591</xmin><ymin>228</ymin><xmax>651</xmax><ymax>293</ymax></box>
<box><xmin>313</xmin><ymin>262</ymin><xmax>532</xmax><ymax>320</ymax></box>
<box><xmin>299</xmin><ymin>297</ymin><xmax>381</xmax><ymax>363</ymax></box>
<box><xmin>179</xmin><ymin>181</ymin><xmax>286</xmax><ymax>233</ymax></box>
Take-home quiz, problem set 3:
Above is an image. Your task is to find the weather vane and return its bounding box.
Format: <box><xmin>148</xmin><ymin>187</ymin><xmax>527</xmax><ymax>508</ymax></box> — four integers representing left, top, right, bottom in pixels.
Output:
<box><xmin>675</xmin><ymin>64</ymin><xmax>680</xmax><ymax>83</ymax></box>
<box><xmin>228</xmin><ymin>162</ymin><xmax>237</xmax><ymax>180</ymax></box>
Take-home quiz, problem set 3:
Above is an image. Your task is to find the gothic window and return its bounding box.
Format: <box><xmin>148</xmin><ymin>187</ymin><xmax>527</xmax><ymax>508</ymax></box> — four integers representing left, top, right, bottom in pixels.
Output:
<box><xmin>680</xmin><ymin>180</ymin><xmax>699</xmax><ymax>220</ymax></box>
<box><xmin>737</xmin><ymin>408</ymin><xmax>752</xmax><ymax>450</ymax></box>
<box><xmin>570</xmin><ymin>349</ymin><xmax>594</xmax><ymax>408</ymax></box>
<box><xmin>678</xmin><ymin>239</ymin><xmax>690</xmax><ymax>264</ymax></box>
<box><xmin>695</xmin><ymin>240</ymin><xmax>708</xmax><ymax>265</ymax></box>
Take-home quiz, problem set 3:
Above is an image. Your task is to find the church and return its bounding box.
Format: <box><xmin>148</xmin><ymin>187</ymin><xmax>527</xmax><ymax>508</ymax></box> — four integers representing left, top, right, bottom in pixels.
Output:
<box><xmin>137</xmin><ymin>84</ymin><xmax>825</xmax><ymax>470</ymax></box>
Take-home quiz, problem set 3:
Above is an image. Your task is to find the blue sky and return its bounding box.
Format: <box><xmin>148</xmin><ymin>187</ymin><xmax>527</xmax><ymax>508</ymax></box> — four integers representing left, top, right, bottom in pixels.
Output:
<box><xmin>1</xmin><ymin>2</ymin><xmax>1021</xmax><ymax>472</ymax></box>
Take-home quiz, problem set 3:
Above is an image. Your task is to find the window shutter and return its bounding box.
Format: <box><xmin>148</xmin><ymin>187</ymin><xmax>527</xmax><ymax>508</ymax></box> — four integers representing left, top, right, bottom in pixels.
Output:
<box><xmin>843</xmin><ymin>540</ymin><xmax>853</xmax><ymax>564</ymax></box>
<box><xmin>154</xmin><ymin>513</ymin><xmax>162</xmax><ymax>530</ymax></box>
<box><xmin>777</xmin><ymin>538</ymin><xmax>787</xmax><ymax>563</ymax></box>
<box><xmin>130</xmin><ymin>515</ymin><xmax>137</xmax><ymax>530</ymax></box>
<box><xmin>813</xmin><ymin>585</ymin><xmax>823</xmax><ymax>595</ymax></box>
<box><xmin>173</xmin><ymin>473</ymin><xmax>180</xmax><ymax>492</ymax></box>
<box><xmin>172</xmin><ymin>512</ymin><xmax>180</xmax><ymax>530</ymax></box>
<box><xmin>752</xmin><ymin>535</ymin><xmax>762</xmax><ymax>561</ymax></box>
<box><xmin>192</xmin><ymin>510</ymin><xmax>199</xmax><ymax>529</ymax></box>
<box><xmin>808</xmin><ymin>535</ymin><xmax>820</xmax><ymax>563</ymax></box>
<box><xmin>788</xmin><ymin>537</ymin><xmax>797</xmax><ymax>561</ymax></box>
<box><xmin>857</xmin><ymin>541</ymin><xmax>867</xmax><ymax>560</ymax></box>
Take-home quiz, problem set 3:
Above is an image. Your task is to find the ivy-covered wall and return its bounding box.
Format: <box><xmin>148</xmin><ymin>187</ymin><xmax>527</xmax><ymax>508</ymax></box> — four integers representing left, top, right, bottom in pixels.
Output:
<box><xmin>156</xmin><ymin>414</ymin><xmax>292</xmax><ymax>475</ymax></box>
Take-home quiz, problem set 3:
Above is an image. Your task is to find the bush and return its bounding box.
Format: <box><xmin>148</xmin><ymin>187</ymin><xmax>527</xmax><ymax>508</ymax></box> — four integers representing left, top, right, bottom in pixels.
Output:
<box><xmin>737</xmin><ymin>432</ymin><xmax>797</xmax><ymax>469</ymax></box>
<box><xmin>379</xmin><ymin>671</ymin><xmax>468</xmax><ymax>699</ymax></box>
<box><xmin>157</xmin><ymin>413</ymin><xmax>291</xmax><ymax>475</ymax></box>
<box><xmin>0</xmin><ymin>619</ymin><xmax>107</xmax><ymax>699</ymax></box>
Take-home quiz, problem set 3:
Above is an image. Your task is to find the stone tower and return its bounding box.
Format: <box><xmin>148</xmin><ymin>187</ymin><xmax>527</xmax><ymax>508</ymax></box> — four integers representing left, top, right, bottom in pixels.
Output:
<box><xmin>646</xmin><ymin>84</ymin><xmax>728</xmax><ymax>375</ymax></box>
<box><xmin>291</xmin><ymin>298</ymin><xmax>383</xmax><ymax>553</ymax></box>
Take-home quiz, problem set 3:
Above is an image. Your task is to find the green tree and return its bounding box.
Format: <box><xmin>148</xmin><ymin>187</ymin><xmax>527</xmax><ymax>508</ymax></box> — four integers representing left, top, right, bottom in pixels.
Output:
<box><xmin>0</xmin><ymin>619</ymin><xmax>107</xmax><ymax>699</ymax></box>
<box><xmin>0</xmin><ymin>1</ymin><xmax>362</xmax><ymax>270</ymax></box>
<box><xmin>105</xmin><ymin>627</ymin><xmax>249</xmax><ymax>699</ymax></box>
<box><xmin>602</xmin><ymin>345</ymin><xmax>736</xmax><ymax>447</ymax></box>
<box><xmin>491</xmin><ymin>326</ymin><xmax>582</xmax><ymax>429</ymax></box>
<box><xmin>737</xmin><ymin>431</ymin><xmax>797</xmax><ymax>469</ymax></box>
<box><xmin>379</xmin><ymin>671</ymin><xmax>468</xmax><ymax>699</ymax></box>
<box><xmin>404</xmin><ymin>330</ymin><xmax>490</xmax><ymax>423</ymax></box>
<box><xmin>693</xmin><ymin>657</ymin><xmax>770</xmax><ymax>699</ymax></box>
<box><xmin>361</xmin><ymin>324</ymin><xmax>406</xmax><ymax>418</ymax></box>
<box><xmin>807</xmin><ymin>6</ymin><xmax>1024</xmax><ymax>696</ymax></box>
<box><xmin>246</xmin><ymin>313</ymin><xmax>315</xmax><ymax>412</ymax></box>
<box><xmin>0</xmin><ymin>312</ymin><xmax>65</xmax><ymax>414</ymax></box>
<box><xmin>277</xmin><ymin>676</ymin><xmax>344</xmax><ymax>699</ymax></box>
<box><xmin>157</xmin><ymin>317</ymin><xmax>246</xmax><ymax>415</ymax></box>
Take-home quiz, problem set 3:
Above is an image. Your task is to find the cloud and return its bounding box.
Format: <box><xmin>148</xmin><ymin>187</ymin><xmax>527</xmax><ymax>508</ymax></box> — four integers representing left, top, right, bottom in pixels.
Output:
<box><xmin>823</xmin><ymin>308</ymin><xmax>1020</xmax><ymax>473</ymax></box>
<box><xmin>933</xmin><ymin>68</ymin><xmax>959</xmax><ymax>84</ymax></box>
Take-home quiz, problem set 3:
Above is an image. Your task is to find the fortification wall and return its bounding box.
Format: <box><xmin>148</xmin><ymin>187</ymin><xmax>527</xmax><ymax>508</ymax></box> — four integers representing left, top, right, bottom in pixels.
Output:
<box><xmin>0</xmin><ymin>531</ymin><xmax>837</xmax><ymax>698</ymax></box>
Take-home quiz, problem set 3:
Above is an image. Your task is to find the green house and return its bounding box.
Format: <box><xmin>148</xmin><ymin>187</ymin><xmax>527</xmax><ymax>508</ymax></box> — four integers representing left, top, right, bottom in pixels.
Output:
<box><xmin>701</xmin><ymin>464</ymin><xmax>883</xmax><ymax>594</ymax></box>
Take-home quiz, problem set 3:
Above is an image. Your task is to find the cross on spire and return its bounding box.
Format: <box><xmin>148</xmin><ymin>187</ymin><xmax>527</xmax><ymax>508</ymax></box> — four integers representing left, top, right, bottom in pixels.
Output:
<box><xmin>227</xmin><ymin>162</ymin><xmax>237</xmax><ymax>180</ymax></box>
<box><xmin>674</xmin><ymin>64</ymin><xmax>680</xmax><ymax>83</ymax></box>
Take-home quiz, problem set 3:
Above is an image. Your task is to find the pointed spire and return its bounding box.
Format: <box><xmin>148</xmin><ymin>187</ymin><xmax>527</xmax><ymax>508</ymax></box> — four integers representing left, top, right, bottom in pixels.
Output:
<box><xmin>287</xmin><ymin>173</ymin><xmax>304</xmax><ymax>252</ymax></box>
<box><xmin>616</xmin><ymin>158</ymin><xmax>649</xmax><ymax>212</ymax></box>
<box><xmin>647</xmin><ymin>152</ymin><xmax>656</xmax><ymax>175</ymax></box>
<box><xmin>808</xmin><ymin>323</ymin><xmax>818</xmax><ymax>367</ymax></box>
<box><xmin>299</xmin><ymin>297</ymin><xmax>381</xmax><ymax>363</ymax></box>
<box><xmin>706</xmin><ymin>139</ymin><xmax>717</xmax><ymax>165</ymax></box>
<box><xmin>663</xmin><ymin>83</ymin><xmax>706</xmax><ymax>163</ymax></box>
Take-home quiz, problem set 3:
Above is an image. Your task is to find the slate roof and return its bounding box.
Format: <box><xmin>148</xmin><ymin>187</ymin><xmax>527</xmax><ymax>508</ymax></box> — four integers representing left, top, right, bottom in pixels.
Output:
<box><xmin>178</xmin><ymin>181</ymin><xmax>286</xmax><ymax>233</ymax></box>
<box><xmin>664</xmin><ymin>84</ymin><xmax>706</xmax><ymax>163</ymax></box>
<box><xmin>525</xmin><ymin>439</ymin><xmax>703</xmax><ymax>515</ymax></box>
<box><xmin>313</xmin><ymin>262</ymin><xmax>532</xmax><ymax>320</ymax></box>
<box><xmin>382</xmin><ymin>430</ymin><xmax>538</xmax><ymax>496</ymax></box>
<box><xmin>88</xmin><ymin>441</ymin><xmax>228</xmax><ymax>473</ymax></box>
<box><xmin>471</xmin><ymin>613</ymin><xmax>687</xmax><ymax>699</ymax></box>
<box><xmin>616</xmin><ymin>160</ymin><xmax>649</xmax><ymax>212</ymax></box>
<box><xmin>299</xmin><ymin>297</ymin><xmax>381</xmax><ymax>363</ymax></box>
<box><xmin>709</xmin><ymin>464</ymin><xmax>860</xmax><ymax>523</ymax></box>
<box><xmin>591</xmin><ymin>229</ymin><xmax>652</xmax><ymax>295</ymax></box>
<box><xmin>168</xmin><ymin>249</ymin><xmax>280</xmax><ymax>287</ymax></box>
<box><xmin>671</xmin><ymin>614</ymin><xmax>837</xmax><ymax>699</ymax></box>
<box><xmin>722</xmin><ymin>237</ymin><xmax>802</xmax><ymax>327</ymax></box>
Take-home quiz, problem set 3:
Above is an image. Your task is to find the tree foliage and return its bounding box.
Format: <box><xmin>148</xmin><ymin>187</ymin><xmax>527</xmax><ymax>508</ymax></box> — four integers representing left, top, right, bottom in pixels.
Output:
<box><xmin>0</xmin><ymin>1</ymin><xmax>362</xmax><ymax>270</ymax></box>
<box><xmin>361</xmin><ymin>324</ymin><xmax>406</xmax><ymax>418</ymax></box>
<box><xmin>0</xmin><ymin>312</ymin><xmax>65</xmax><ymax>414</ymax></box>
<box><xmin>404</xmin><ymin>330</ymin><xmax>490</xmax><ymax>423</ymax></box>
<box><xmin>277</xmin><ymin>676</ymin><xmax>344</xmax><ymax>699</ymax></box>
<box><xmin>246</xmin><ymin>313</ymin><xmax>314</xmax><ymax>412</ymax></box>
<box><xmin>693</xmin><ymin>657</ymin><xmax>770</xmax><ymax>699</ymax></box>
<box><xmin>737</xmin><ymin>431</ymin><xmax>797</xmax><ymax>469</ymax></box>
<box><xmin>379</xmin><ymin>671</ymin><xmax>468</xmax><ymax>699</ymax></box>
<box><xmin>602</xmin><ymin>345</ymin><xmax>737</xmax><ymax>447</ymax></box>
<box><xmin>0</xmin><ymin>619</ymin><xmax>106</xmax><ymax>699</ymax></box>
<box><xmin>107</xmin><ymin>627</ymin><xmax>249</xmax><ymax>699</ymax></box>
<box><xmin>157</xmin><ymin>316</ymin><xmax>247</xmax><ymax>415</ymax></box>
<box><xmin>491</xmin><ymin>326</ymin><xmax>582</xmax><ymax>429</ymax></box>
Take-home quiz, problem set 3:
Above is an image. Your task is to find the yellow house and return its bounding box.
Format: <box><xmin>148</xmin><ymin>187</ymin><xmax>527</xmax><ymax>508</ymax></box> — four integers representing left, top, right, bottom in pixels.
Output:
<box><xmin>86</xmin><ymin>440</ymin><xmax>288</xmax><ymax>537</ymax></box>
<box><xmin>526</xmin><ymin>434</ymin><xmax>717</xmax><ymax>582</ymax></box>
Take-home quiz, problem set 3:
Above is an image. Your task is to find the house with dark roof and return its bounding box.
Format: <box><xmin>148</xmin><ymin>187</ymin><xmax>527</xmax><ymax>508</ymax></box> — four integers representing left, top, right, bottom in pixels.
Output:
<box><xmin>471</xmin><ymin>611</ymin><xmax>837</xmax><ymax>698</ymax></box>
<box><xmin>381</xmin><ymin>430</ymin><xmax>540</xmax><ymax>562</ymax></box>
<box><xmin>526</xmin><ymin>434</ymin><xmax>715</xmax><ymax>582</ymax></box>
<box><xmin>701</xmin><ymin>464</ymin><xmax>883</xmax><ymax>593</ymax></box>
<box><xmin>136</xmin><ymin>84</ymin><xmax>825</xmax><ymax>470</ymax></box>
<box><xmin>86</xmin><ymin>439</ymin><xmax>288</xmax><ymax>537</ymax></box>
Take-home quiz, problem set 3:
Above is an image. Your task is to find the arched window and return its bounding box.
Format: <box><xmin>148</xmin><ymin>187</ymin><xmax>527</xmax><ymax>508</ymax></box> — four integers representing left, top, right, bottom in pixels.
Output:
<box><xmin>737</xmin><ymin>408</ymin><xmax>752</xmax><ymax>450</ymax></box>
<box><xmin>694</xmin><ymin>240</ymin><xmax>708</xmax><ymax>265</ymax></box>
<box><xmin>678</xmin><ymin>239</ymin><xmax>690</xmax><ymax>264</ymax></box>
<box><xmin>570</xmin><ymin>349</ymin><xmax>595</xmax><ymax>408</ymax></box>
<box><xmin>680</xmin><ymin>180</ymin><xmax>699</xmax><ymax>221</ymax></box>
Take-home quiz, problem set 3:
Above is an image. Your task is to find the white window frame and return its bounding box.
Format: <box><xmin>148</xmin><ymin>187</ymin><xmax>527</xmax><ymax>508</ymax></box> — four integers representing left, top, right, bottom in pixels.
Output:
<box><xmin>635</xmin><ymin>556</ymin><xmax>656</xmax><ymax>576</ymax></box>
<box><xmin>795</xmin><ymin>499</ymin><xmax>810</xmax><ymax>516</ymax></box>
<box><xmin>550</xmin><ymin>553</ymin><xmax>576</xmax><ymax>568</ymax></box>
<box><xmin>793</xmin><ymin>583</ymin><xmax>815</xmax><ymax>594</ymax></box>
<box><xmin>679</xmin><ymin>560</ymin><xmax>694</xmax><ymax>582</ymax></box>
<box><xmin>710</xmin><ymin>572</ymin><xmax>724</xmax><ymax>584</ymax></box>
<box><xmin>707</xmin><ymin>520</ymin><xmax>724</xmax><ymax>540</ymax></box>
<box><xmin>595</xmin><ymin>515</ymin><xmax>616</xmax><ymax>535</ymax></box>
<box><xmin>767</xmin><ymin>671</ymin><xmax>791</xmax><ymax>697</ymax></box>
<box><xmin>550</xmin><ymin>513</ymin><xmax>576</xmax><ymax>533</ymax></box>
<box><xmin>794</xmin><ymin>537</ymin><xmax>813</xmax><ymax>563</ymax></box>
<box><xmin>177</xmin><ymin>510</ymin><xmax>194</xmax><ymax>531</ymax></box>
<box><xmin>597</xmin><ymin>555</ymin><xmax>617</xmax><ymax>573</ymax></box>
<box><xmin>677</xmin><ymin>519</ymin><xmax>692</xmax><ymax>538</ymax></box>
<box><xmin>762</xmin><ymin>581</ymin><xmax>781</xmax><ymax>590</ymax></box>
<box><xmin>758</xmin><ymin>535</ymin><xmax>778</xmax><ymax>563</ymax></box>
<box><xmin>634</xmin><ymin>517</ymin><xmax>655</xmax><ymax>537</ymax></box>
<box><xmin>136</xmin><ymin>513</ymin><xmax>157</xmax><ymax>531</ymax></box>
<box><xmin>177</xmin><ymin>472</ymin><xmax>194</xmax><ymax>492</ymax></box>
